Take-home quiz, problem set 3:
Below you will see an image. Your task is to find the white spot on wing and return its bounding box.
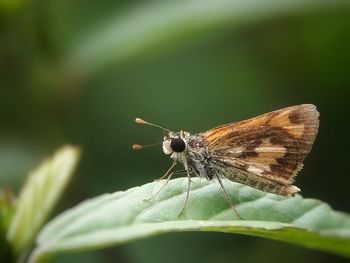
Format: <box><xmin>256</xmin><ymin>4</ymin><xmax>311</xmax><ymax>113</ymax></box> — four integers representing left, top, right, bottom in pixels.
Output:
<box><xmin>247</xmin><ymin>166</ymin><xmax>264</xmax><ymax>175</ymax></box>
<box><xmin>255</xmin><ymin>146</ymin><xmax>286</xmax><ymax>153</ymax></box>
<box><xmin>228</xmin><ymin>147</ymin><xmax>245</xmax><ymax>155</ymax></box>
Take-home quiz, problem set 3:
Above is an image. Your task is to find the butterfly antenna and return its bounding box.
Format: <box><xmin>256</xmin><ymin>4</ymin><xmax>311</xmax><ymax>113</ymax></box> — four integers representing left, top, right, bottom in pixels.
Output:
<box><xmin>132</xmin><ymin>142</ymin><xmax>161</xmax><ymax>150</ymax></box>
<box><xmin>135</xmin><ymin>118</ymin><xmax>171</xmax><ymax>132</ymax></box>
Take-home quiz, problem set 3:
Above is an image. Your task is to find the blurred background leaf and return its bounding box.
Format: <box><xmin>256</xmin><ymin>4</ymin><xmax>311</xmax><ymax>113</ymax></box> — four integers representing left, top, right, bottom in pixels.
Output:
<box><xmin>63</xmin><ymin>0</ymin><xmax>342</xmax><ymax>75</ymax></box>
<box><xmin>6</xmin><ymin>146</ymin><xmax>80</xmax><ymax>257</ymax></box>
<box><xmin>1</xmin><ymin>0</ymin><xmax>350</xmax><ymax>262</ymax></box>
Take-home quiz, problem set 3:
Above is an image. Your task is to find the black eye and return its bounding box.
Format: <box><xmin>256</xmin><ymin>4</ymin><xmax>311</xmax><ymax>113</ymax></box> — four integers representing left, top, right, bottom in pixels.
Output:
<box><xmin>170</xmin><ymin>138</ymin><xmax>186</xmax><ymax>152</ymax></box>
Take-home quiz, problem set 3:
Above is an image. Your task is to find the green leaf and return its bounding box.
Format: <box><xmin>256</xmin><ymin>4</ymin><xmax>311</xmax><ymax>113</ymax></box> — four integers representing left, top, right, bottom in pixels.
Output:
<box><xmin>6</xmin><ymin>146</ymin><xmax>81</xmax><ymax>255</ymax></box>
<box><xmin>29</xmin><ymin>177</ymin><xmax>350</xmax><ymax>263</ymax></box>
<box><xmin>0</xmin><ymin>189</ymin><xmax>15</xmax><ymax>262</ymax></box>
<box><xmin>64</xmin><ymin>0</ymin><xmax>350</xmax><ymax>75</ymax></box>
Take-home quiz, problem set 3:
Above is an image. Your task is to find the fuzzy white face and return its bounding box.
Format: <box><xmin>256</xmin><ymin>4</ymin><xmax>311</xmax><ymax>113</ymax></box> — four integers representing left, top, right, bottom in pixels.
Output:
<box><xmin>162</xmin><ymin>139</ymin><xmax>173</xmax><ymax>155</ymax></box>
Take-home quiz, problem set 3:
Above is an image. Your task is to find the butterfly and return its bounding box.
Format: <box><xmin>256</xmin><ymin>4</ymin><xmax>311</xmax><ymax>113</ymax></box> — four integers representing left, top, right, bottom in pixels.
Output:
<box><xmin>133</xmin><ymin>104</ymin><xmax>319</xmax><ymax>217</ymax></box>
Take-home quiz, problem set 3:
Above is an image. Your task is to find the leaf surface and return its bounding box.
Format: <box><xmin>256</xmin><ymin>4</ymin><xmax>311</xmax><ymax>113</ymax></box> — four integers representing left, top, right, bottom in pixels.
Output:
<box><xmin>30</xmin><ymin>177</ymin><xmax>350</xmax><ymax>262</ymax></box>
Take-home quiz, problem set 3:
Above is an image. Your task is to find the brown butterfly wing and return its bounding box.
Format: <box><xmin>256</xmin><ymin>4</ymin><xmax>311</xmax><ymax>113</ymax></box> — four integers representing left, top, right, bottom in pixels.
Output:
<box><xmin>202</xmin><ymin>104</ymin><xmax>319</xmax><ymax>196</ymax></box>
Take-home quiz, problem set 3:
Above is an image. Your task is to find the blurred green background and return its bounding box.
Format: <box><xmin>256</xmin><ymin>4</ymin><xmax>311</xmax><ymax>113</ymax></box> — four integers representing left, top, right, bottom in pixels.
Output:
<box><xmin>1</xmin><ymin>0</ymin><xmax>350</xmax><ymax>262</ymax></box>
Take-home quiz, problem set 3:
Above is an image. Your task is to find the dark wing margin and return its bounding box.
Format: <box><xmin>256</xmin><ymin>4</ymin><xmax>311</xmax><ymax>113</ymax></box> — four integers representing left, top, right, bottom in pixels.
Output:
<box><xmin>202</xmin><ymin>104</ymin><xmax>319</xmax><ymax>196</ymax></box>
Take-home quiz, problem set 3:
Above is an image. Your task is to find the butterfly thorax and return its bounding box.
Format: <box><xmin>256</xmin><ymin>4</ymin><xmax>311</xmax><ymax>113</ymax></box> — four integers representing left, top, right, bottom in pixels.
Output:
<box><xmin>185</xmin><ymin>134</ymin><xmax>216</xmax><ymax>180</ymax></box>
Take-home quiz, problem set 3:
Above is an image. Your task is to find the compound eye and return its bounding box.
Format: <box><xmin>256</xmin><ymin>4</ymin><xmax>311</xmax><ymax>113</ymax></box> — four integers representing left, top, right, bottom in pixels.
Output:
<box><xmin>170</xmin><ymin>138</ymin><xmax>186</xmax><ymax>152</ymax></box>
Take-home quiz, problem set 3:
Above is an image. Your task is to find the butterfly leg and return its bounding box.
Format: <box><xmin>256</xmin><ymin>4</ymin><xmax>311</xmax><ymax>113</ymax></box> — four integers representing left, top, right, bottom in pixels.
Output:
<box><xmin>144</xmin><ymin>160</ymin><xmax>177</xmax><ymax>201</ymax></box>
<box><xmin>178</xmin><ymin>168</ymin><xmax>192</xmax><ymax>217</ymax></box>
<box><xmin>154</xmin><ymin>160</ymin><xmax>177</xmax><ymax>181</ymax></box>
<box><xmin>172</xmin><ymin>169</ymin><xmax>187</xmax><ymax>175</ymax></box>
<box><xmin>215</xmin><ymin>175</ymin><xmax>243</xmax><ymax>220</ymax></box>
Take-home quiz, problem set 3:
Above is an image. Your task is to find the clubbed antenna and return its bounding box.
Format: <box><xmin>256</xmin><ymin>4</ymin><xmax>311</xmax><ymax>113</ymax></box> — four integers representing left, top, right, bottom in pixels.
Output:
<box><xmin>132</xmin><ymin>144</ymin><xmax>143</xmax><ymax>150</ymax></box>
<box><xmin>135</xmin><ymin>118</ymin><xmax>171</xmax><ymax>132</ymax></box>
<box><xmin>132</xmin><ymin>142</ymin><xmax>161</xmax><ymax>151</ymax></box>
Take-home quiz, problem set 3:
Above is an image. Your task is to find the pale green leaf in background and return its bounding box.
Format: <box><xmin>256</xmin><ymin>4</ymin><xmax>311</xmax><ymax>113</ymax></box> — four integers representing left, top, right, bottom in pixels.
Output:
<box><xmin>6</xmin><ymin>145</ymin><xmax>81</xmax><ymax>255</ymax></box>
<box><xmin>29</xmin><ymin>177</ymin><xmax>350</xmax><ymax>263</ymax></box>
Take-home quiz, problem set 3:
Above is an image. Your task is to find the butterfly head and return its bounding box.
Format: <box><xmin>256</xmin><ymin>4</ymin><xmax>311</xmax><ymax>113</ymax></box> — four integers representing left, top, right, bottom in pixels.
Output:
<box><xmin>133</xmin><ymin>118</ymin><xmax>189</xmax><ymax>157</ymax></box>
<box><xmin>162</xmin><ymin>131</ymin><xmax>188</xmax><ymax>155</ymax></box>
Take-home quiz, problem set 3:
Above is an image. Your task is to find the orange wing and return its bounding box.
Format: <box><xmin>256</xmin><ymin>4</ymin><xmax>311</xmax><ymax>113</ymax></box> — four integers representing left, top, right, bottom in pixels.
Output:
<box><xmin>202</xmin><ymin>104</ymin><xmax>319</xmax><ymax>196</ymax></box>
